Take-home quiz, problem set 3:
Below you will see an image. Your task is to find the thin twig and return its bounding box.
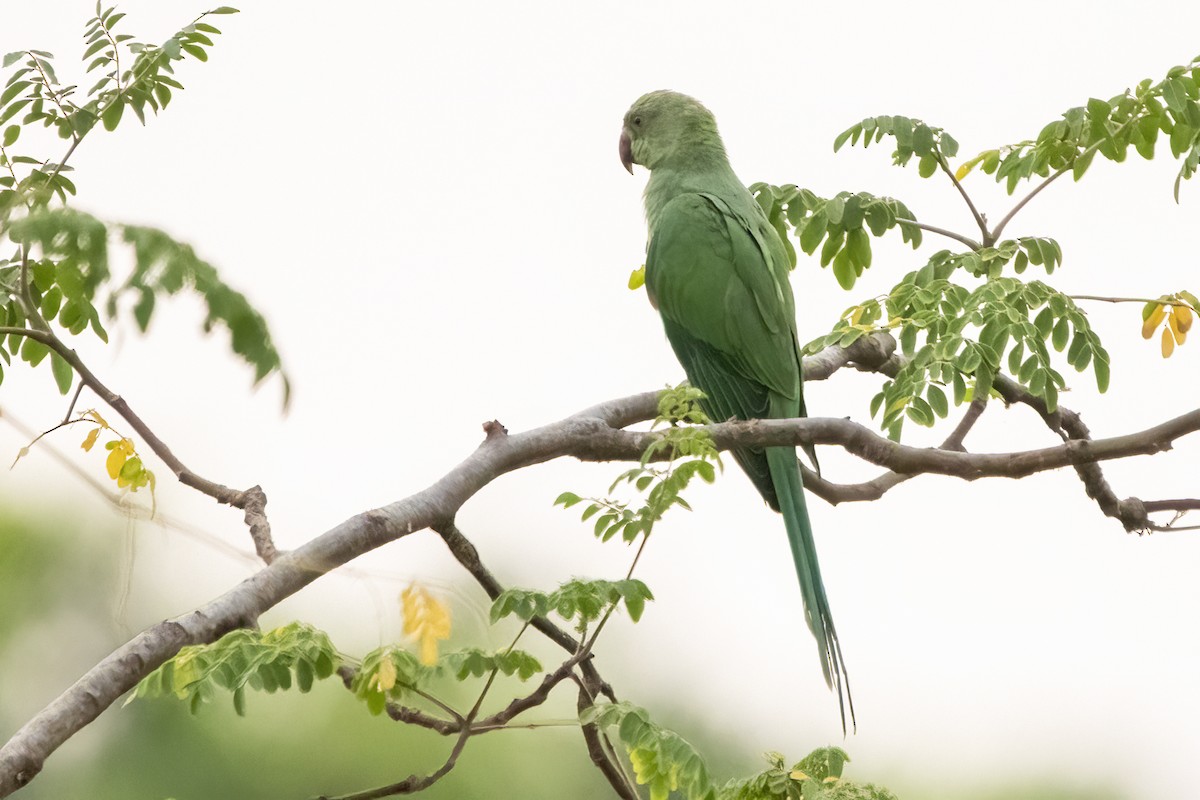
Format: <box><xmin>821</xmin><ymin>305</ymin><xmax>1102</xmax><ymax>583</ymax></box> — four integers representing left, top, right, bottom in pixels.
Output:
<box><xmin>26</xmin><ymin>52</ymin><xmax>79</xmax><ymax>144</ymax></box>
<box><xmin>989</xmin><ymin>168</ymin><xmax>1070</xmax><ymax>242</ymax></box>
<box><xmin>1071</xmin><ymin>294</ymin><xmax>1196</xmax><ymax>308</ymax></box>
<box><xmin>936</xmin><ymin>151</ymin><xmax>989</xmax><ymax>245</ymax></box>
<box><xmin>61</xmin><ymin>380</ymin><xmax>85</xmax><ymax>424</ymax></box>
<box><xmin>894</xmin><ymin>217</ymin><xmax>981</xmax><ymax>251</ymax></box>
<box><xmin>316</xmin><ymin>728</ymin><xmax>472</xmax><ymax>800</ymax></box>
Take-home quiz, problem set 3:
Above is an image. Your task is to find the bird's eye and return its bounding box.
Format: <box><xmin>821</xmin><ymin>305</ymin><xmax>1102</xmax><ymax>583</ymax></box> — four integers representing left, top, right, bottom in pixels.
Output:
<box><xmin>633</xmin><ymin>116</ymin><xmax>642</xmax><ymax>126</ymax></box>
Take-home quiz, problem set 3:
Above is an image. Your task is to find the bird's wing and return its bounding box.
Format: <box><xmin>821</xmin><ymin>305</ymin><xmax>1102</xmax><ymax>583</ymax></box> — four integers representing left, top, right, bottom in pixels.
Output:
<box><xmin>646</xmin><ymin>191</ymin><xmax>802</xmax><ymax>409</ymax></box>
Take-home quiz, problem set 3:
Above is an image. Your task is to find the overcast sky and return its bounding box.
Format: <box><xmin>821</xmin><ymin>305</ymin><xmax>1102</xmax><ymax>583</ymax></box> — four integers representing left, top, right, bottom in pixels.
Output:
<box><xmin>2</xmin><ymin>2</ymin><xmax>1198</xmax><ymax>798</ymax></box>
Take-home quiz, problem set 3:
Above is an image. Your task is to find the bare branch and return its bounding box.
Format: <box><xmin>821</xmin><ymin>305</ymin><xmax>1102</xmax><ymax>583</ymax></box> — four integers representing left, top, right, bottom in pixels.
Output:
<box><xmin>316</xmin><ymin>728</ymin><xmax>471</xmax><ymax>800</ymax></box>
<box><xmin>935</xmin><ymin>152</ymin><xmax>989</xmax><ymax>245</ymax></box>
<box><xmin>1072</xmin><ymin>294</ymin><xmax>1197</xmax><ymax>309</ymax></box>
<box><xmin>577</xmin><ymin>410</ymin><xmax>1200</xmax><ymax>481</ymax></box>
<box><xmin>990</xmin><ymin>167</ymin><xmax>1070</xmax><ymax>242</ymax></box>
<box><xmin>894</xmin><ymin>217</ymin><xmax>981</xmax><ymax>251</ymax></box>
<box><xmin>1143</xmin><ymin>499</ymin><xmax>1200</xmax><ymax>514</ymax></box>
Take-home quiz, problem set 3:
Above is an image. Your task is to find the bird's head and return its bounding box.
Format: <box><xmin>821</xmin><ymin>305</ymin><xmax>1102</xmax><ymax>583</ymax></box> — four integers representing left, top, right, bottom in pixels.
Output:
<box><xmin>619</xmin><ymin>90</ymin><xmax>725</xmax><ymax>174</ymax></box>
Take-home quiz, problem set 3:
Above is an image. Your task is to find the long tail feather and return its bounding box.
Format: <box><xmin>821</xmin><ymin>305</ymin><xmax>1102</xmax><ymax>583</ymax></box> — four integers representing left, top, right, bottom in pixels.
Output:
<box><xmin>766</xmin><ymin>446</ymin><xmax>855</xmax><ymax>734</ymax></box>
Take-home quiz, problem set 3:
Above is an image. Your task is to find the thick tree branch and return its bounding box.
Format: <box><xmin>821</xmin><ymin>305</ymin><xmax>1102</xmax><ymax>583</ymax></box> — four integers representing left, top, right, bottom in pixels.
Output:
<box><xmin>573</xmin><ymin>409</ymin><xmax>1200</xmax><ymax>480</ymax></box>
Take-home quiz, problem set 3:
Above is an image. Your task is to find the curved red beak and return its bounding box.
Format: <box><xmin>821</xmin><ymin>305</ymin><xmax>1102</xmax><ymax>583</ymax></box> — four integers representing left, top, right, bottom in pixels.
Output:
<box><xmin>619</xmin><ymin>130</ymin><xmax>634</xmax><ymax>174</ymax></box>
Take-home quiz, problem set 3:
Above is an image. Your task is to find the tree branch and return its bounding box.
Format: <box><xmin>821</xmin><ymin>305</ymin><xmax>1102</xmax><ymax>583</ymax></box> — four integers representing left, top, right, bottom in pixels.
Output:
<box><xmin>0</xmin><ymin>324</ymin><xmax>279</xmax><ymax>560</ymax></box>
<box><xmin>2</xmin><ymin>337</ymin><xmax>1193</xmax><ymax>795</ymax></box>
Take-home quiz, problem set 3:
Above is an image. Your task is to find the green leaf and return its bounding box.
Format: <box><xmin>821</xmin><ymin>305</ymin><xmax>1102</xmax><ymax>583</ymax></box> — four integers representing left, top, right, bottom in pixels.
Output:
<box><xmin>210</xmin><ymin>6</ymin><xmax>240</xmax><ymax>14</ymax></box>
<box><xmin>1033</xmin><ymin>307</ymin><xmax>1054</xmax><ymax>338</ymax></box>
<box><xmin>0</xmin><ymin>81</ymin><xmax>30</xmax><ymax>107</ymax></box>
<box><xmin>554</xmin><ymin>491</ymin><xmax>582</xmax><ymax>508</ymax></box>
<box><xmin>926</xmin><ymin>384</ymin><xmax>949</xmax><ymax>418</ymax></box>
<box><xmin>917</xmin><ymin>152</ymin><xmax>937</xmax><ymax>178</ymax></box>
<box><xmin>50</xmin><ymin>352</ymin><xmax>73</xmax><ymax>394</ymax></box>
<box><xmin>1051</xmin><ymin>316</ymin><xmax>1070</xmax><ymax>352</ymax></box>
<box><xmin>181</xmin><ymin>43</ymin><xmax>208</xmax><ymax>62</ymax></box>
<box><xmin>941</xmin><ymin>131</ymin><xmax>960</xmax><ymax>157</ymax></box>
<box><xmin>845</xmin><ymin>227</ymin><xmax>872</xmax><ymax>269</ymax></box>
<box><xmin>2</xmin><ymin>124</ymin><xmax>17</xmax><ymax>146</ymax></box>
<box><xmin>101</xmin><ymin>97</ymin><xmax>123</xmax><ymax>131</ymax></box>
<box><xmin>1094</xmin><ymin>355</ymin><xmax>1110</xmax><ymax>392</ymax></box>
<box><xmin>0</xmin><ymin>99</ymin><xmax>32</xmax><ymax>125</ymax></box>
<box><xmin>832</xmin><ymin>247</ymin><xmax>856</xmax><ymax>290</ymax></box>
<box><xmin>911</xmin><ymin>123</ymin><xmax>934</xmax><ymax>156</ymax></box>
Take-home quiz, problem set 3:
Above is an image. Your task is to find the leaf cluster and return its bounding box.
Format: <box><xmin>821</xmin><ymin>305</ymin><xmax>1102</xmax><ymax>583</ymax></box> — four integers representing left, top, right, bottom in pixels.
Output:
<box><xmin>0</xmin><ymin>209</ymin><xmax>288</xmax><ymax>398</ymax></box>
<box><xmin>350</xmin><ymin>645</ymin><xmax>436</xmax><ymax>716</ymax></box>
<box><xmin>441</xmin><ymin>647</ymin><xmax>542</xmax><ymax>682</ymax></box>
<box><xmin>129</xmin><ymin>622</ymin><xmax>338</xmax><ymax>716</ymax></box>
<box><xmin>958</xmin><ymin>59</ymin><xmax>1200</xmax><ymax>198</ymax></box>
<box><xmin>834</xmin><ymin>114</ymin><xmax>961</xmax><ymax>176</ymax></box>
<box><xmin>0</xmin><ymin>5</ymin><xmax>235</xmax><ymax>149</ymax></box>
<box><xmin>872</xmin><ymin>272</ymin><xmax>1106</xmax><ymax>436</ymax></box>
<box><xmin>751</xmin><ymin>184</ymin><xmax>921</xmax><ymax>290</ymax></box>
<box><xmin>491</xmin><ymin>578</ymin><xmax>654</xmax><ymax>629</ymax></box>
<box><xmin>582</xmin><ymin>702</ymin><xmax>717</xmax><ymax>800</ymax></box>
<box><xmin>721</xmin><ymin>749</ymin><xmax>897</xmax><ymax>800</ymax></box>
<box><xmin>1142</xmin><ymin>291</ymin><xmax>1196</xmax><ymax>357</ymax></box>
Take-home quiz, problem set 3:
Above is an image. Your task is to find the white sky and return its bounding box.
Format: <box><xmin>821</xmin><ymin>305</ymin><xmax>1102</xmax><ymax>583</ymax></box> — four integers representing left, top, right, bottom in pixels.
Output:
<box><xmin>2</xmin><ymin>1</ymin><xmax>1199</xmax><ymax>798</ymax></box>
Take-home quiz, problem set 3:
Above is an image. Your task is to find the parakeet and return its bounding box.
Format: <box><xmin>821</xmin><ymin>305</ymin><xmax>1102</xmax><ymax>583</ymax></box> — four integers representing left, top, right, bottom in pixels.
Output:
<box><xmin>620</xmin><ymin>90</ymin><xmax>853</xmax><ymax>730</ymax></box>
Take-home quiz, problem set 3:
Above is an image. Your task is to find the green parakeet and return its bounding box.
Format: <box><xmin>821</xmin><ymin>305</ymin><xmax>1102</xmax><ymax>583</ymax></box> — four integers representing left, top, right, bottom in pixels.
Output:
<box><xmin>620</xmin><ymin>90</ymin><xmax>853</xmax><ymax>730</ymax></box>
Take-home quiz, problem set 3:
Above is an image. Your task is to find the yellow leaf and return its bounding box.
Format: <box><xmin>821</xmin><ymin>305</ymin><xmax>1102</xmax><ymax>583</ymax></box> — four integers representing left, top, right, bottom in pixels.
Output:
<box><xmin>1143</xmin><ymin>304</ymin><xmax>1167</xmax><ymax>339</ymax></box>
<box><xmin>789</xmin><ymin>770</ymin><xmax>810</xmax><ymax>781</ymax></box>
<box><xmin>374</xmin><ymin>653</ymin><xmax>397</xmax><ymax>692</ymax></box>
<box><xmin>84</xmin><ymin>409</ymin><xmax>109</xmax><ymax>428</ymax></box>
<box><xmin>1175</xmin><ymin>303</ymin><xmax>1193</xmax><ymax>333</ymax></box>
<box><xmin>106</xmin><ymin>446</ymin><xmax>127</xmax><ymax>479</ymax></box>
<box><xmin>1162</xmin><ymin>325</ymin><xmax>1175</xmax><ymax>358</ymax></box>
<box><xmin>628</xmin><ymin>265</ymin><xmax>646</xmax><ymax>290</ymax></box>
<box><xmin>401</xmin><ymin>584</ymin><xmax>451</xmax><ymax>666</ymax></box>
<box><xmin>954</xmin><ymin>151</ymin><xmax>990</xmax><ymax>181</ymax></box>
<box><xmin>81</xmin><ymin>428</ymin><xmax>100</xmax><ymax>452</ymax></box>
<box><xmin>1168</xmin><ymin>310</ymin><xmax>1186</xmax><ymax>344</ymax></box>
